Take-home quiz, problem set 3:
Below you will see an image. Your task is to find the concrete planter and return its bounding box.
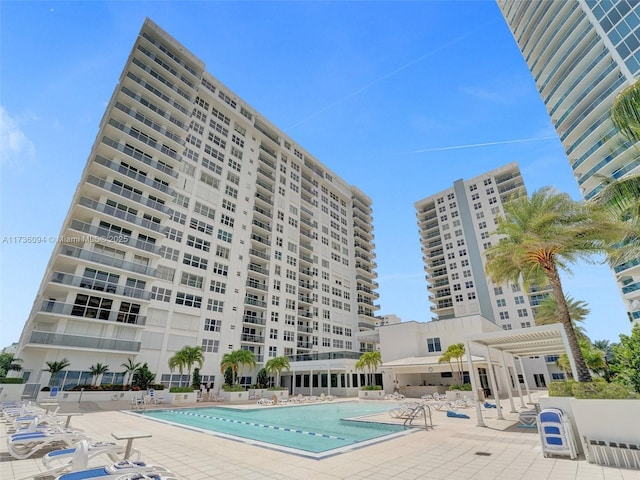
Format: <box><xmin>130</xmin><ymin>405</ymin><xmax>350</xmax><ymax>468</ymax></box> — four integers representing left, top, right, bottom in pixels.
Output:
<box><xmin>221</xmin><ymin>390</ymin><xmax>249</xmax><ymax>402</ymax></box>
<box><xmin>36</xmin><ymin>390</ymin><xmax>135</xmax><ymax>403</ymax></box>
<box><xmin>358</xmin><ymin>389</ymin><xmax>385</xmax><ymax>399</ymax></box>
<box><xmin>167</xmin><ymin>392</ymin><xmax>198</xmax><ymax>404</ymax></box>
<box><xmin>265</xmin><ymin>389</ymin><xmax>289</xmax><ymax>400</ymax></box>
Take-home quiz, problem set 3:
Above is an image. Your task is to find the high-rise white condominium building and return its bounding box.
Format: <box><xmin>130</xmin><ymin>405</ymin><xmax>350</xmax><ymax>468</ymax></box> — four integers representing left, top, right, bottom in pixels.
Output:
<box><xmin>497</xmin><ymin>0</ymin><xmax>640</xmax><ymax>324</ymax></box>
<box><xmin>415</xmin><ymin>163</ymin><xmax>559</xmax><ymax>387</ymax></box>
<box><xmin>14</xmin><ymin>19</ymin><xmax>379</xmax><ymax>391</ymax></box>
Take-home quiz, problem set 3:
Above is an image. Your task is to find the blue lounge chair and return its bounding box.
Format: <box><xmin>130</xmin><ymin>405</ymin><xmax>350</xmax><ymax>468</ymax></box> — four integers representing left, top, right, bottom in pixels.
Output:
<box><xmin>446</xmin><ymin>410</ymin><xmax>470</xmax><ymax>419</ymax></box>
<box><xmin>55</xmin><ymin>459</ymin><xmax>178</xmax><ymax>480</ymax></box>
<box><xmin>7</xmin><ymin>428</ymin><xmax>90</xmax><ymax>459</ymax></box>
<box><xmin>538</xmin><ymin>408</ymin><xmax>578</xmax><ymax>459</ymax></box>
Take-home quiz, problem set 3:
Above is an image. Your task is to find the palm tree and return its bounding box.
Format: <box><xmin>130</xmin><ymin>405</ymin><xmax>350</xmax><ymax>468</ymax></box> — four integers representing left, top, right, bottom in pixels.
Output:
<box><xmin>484</xmin><ymin>187</ymin><xmax>622</xmax><ymax>382</ymax></box>
<box><xmin>264</xmin><ymin>356</ymin><xmax>290</xmax><ymax>388</ymax></box>
<box><xmin>0</xmin><ymin>353</ymin><xmax>23</xmax><ymax>374</ymax></box>
<box><xmin>168</xmin><ymin>346</ymin><xmax>205</xmax><ymax>387</ymax></box>
<box><xmin>439</xmin><ymin>343</ymin><xmax>465</xmax><ymax>383</ymax></box>
<box><xmin>88</xmin><ymin>363</ymin><xmax>109</xmax><ymax>386</ymax></box>
<box><xmin>534</xmin><ymin>295</ymin><xmax>590</xmax><ymax>342</ymax></box>
<box><xmin>592</xmin><ymin>339</ymin><xmax>615</xmax><ymax>381</ymax></box>
<box><xmin>355</xmin><ymin>351</ymin><xmax>382</xmax><ymax>387</ymax></box>
<box><xmin>44</xmin><ymin>358</ymin><xmax>71</xmax><ymax>387</ymax></box>
<box><xmin>121</xmin><ymin>358</ymin><xmax>142</xmax><ymax>388</ymax></box>
<box><xmin>235</xmin><ymin>349</ymin><xmax>257</xmax><ymax>386</ymax></box>
<box><xmin>611</xmin><ymin>78</ymin><xmax>640</xmax><ymax>144</ymax></box>
<box><xmin>220</xmin><ymin>349</ymin><xmax>256</xmax><ymax>386</ymax></box>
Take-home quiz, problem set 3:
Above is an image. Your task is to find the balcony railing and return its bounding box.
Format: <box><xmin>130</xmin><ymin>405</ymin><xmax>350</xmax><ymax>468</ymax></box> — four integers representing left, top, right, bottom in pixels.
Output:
<box><xmin>59</xmin><ymin>245</ymin><xmax>156</xmax><ymax>277</ymax></box>
<box><xmin>29</xmin><ymin>331</ymin><xmax>141</xmax><ymax>352</ymax></box>
<box><xmin>50</xmin><ymin>272</ymin><xmax>151</xmax><ymax>300</ymax></box>
<box><xmin>241</xmin><ymin>334</ymin><xmax>265</xmax><ymax>343</ymax></box>
<box><xmin>242</xmin><ymin>315</ymin><xmax>266</xmax><ymax>325</ymax></box>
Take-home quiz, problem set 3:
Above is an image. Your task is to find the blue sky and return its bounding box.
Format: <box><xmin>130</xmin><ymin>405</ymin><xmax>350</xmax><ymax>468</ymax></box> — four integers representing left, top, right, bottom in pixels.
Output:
<box><xmin>0</xmin><ymin>1</ymin><xmax>630</xmax><ymax>348</ymax></box>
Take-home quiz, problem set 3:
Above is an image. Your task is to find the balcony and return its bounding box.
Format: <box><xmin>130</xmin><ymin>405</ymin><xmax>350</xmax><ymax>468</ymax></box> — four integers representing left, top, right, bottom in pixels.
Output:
<box><xmin>28</xmin><ymin>331</ymin><xmax>141</xmax><ymax>353</ymax></box>
<box><xmin>50</xmin><ymin>272</ymin><xmax>151</xmax><ymax>301</ymax></box>
<box><xmin>246</xmin><ymin>279</ymin><xmax>268</xmax><ymax>291</ymax></box>
<box><xmin>241</xmin><ymin>333</ymin><xmax>265</xmax><ymax>343</ymax></box>
<box><xmin>248</xmin><ymin>248</ymin><xmax>270</xmax><ymax>261</ymax></box>
<box><xmin>78</xmin><ymin>197</ymin><xmax>164</xmax><ymax>234</ymax></box>
<box><xmin>59</xmin><ymin>245</ymin><xmax>156</xmax><ymax>277</ymax></box>
<box><xmin>242</xmin><ymin>315</ymin><xmax>266</xmax><ymax>326</ymax></box>
<box><xmin>86</xmin><ymin>175</ymin><xmax>170</xmax><ymax>214</ymax></box>
<box><xmin>68</xmin><ymin>219</ymin><xmax>161</xmax><ymax>255</ymax></box>
<box><xmin>40</xmin><ymin>300</ymin><xmax>146</xmax><ymax>326</ymax></box>
<box><xmin>244</xmin><ymin>296</ymin><xmax>267</xmax><ymax>308</ymax></box>
<box><xmin>248</xmin><ymin>263</ymin><xmax>269</xmax><ymax>276</ymax></box>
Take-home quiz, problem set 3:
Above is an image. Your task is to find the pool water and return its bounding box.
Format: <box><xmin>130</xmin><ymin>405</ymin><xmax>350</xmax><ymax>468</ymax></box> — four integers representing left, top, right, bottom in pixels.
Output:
<box><xmin>137</xmin><ymin>401</ymin><xmax>410</xmax><ymax>458</ymax></box>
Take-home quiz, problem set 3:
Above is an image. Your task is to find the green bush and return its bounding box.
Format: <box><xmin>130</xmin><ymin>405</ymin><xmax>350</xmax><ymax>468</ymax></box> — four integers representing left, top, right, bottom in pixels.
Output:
<box><xmin>548</xmin><ymin>380</ymin><xmax>575</xmax><ymax>397</ymax></box>
<box><xmin>169</xmin><ymin>387</ymin><xmax>194</xmax><ymax>393</ymax></box>
<box><xmin>449</xmin><ymin>383</ymin><xmax>472</xmax><ymax>391</ymax></box>
<box><xmin>266</xmin><ymin>387</ymin><xmax>286</xmax><ymax>391</ymax></box>
<box><xmin>572</xmin><ymin>379</ymin><xmax>637</xmax><ymax>399</ymax></box>
<box><xmin>0</xmin><ymin>377</ymin><xmax>25</xmax><ymax>384</ymax></box>
<box><xmin>222</xmin><ymin>384</ymin><xmax>245</xmax><ymax>392</ymax></box>
<box><xmin>360</xmin><ymin>385</ymin><xmax>382</xmax><ymax>391</ymax></box>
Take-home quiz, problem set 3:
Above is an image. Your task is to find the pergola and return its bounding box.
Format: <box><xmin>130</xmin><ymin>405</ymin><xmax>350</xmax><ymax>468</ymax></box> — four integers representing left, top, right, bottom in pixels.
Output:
<box><xmin>464</xmin><ymin>323</ymin><xmax>575</xmax><ymax>427</ymax></box>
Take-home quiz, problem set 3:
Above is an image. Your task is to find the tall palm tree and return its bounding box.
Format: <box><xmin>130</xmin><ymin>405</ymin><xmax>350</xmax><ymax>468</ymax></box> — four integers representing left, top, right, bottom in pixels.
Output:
<box><xmin>220</xmin><ymin>349</ymin><xmax>256</xmax><ymax>386</ymax></box>
<box><xmin>121</xmin><ymin>358</ymin><xmax>142</xmax><ymax>388</ymax></box>
<box><xmin>264</xmin><ymin>356</ymin><xmax>290</xmax><ymax>388</ymax></box>
<box><xmin>88</xmin><ymin>363</ymin><xmax>109</xmax><ymax>386</ymax></box>
<box><xmin>355</xmin><ymin>351</ymin><xmax>382</xmax><ymax>386</ymax></box>
<box><xmin>168</xmin><ymin>346</ymin><xmax>205</xmax><ymax>387</ymax></box>
<box><xmin>535</xmin><ymin>295</ymin><xmax>590</xmax><ymax>342</ymax></box>
<box><xmin>235</xmin><ymin>349</ymin><xmax>257</xmax><ymax>386</ymax></box>
<box><xmin>220</xmin><ymin>351</ymin><xmax>241</xmax><ymax>385</ymax></box>
<box><xmin>439</xmin><ymin>343</ymin><xmax>465</xmax><ymax>383</ymax></box>
<box><xmin>611</xmin><ymin>78</ymin><xmax>640</xmax><ymax>144</ymax></box>
<box><xmin>44</xmin><ymin>358</ymin><xmax>71</xmax><ymax>387</ymax></box>
<box><xmin>484</xmin><ymin>187</ymin><xmax>622</xmax><ymax>382</ymax></box>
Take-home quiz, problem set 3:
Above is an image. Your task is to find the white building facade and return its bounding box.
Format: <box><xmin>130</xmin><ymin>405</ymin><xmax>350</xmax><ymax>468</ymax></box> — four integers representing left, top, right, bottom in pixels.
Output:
<box><xmin>415</xmin><ymin>163</ymin><xmax>563</xmax><ymax>388</ymax></box>
<box><xmin>13</xmin><ymin>19</ymin><xmax>379</xmax><ymax>393</ymax></box>
<box><xmin>497</xmin><ymin>0</ymin><xmax>640</xmax><ymax>325</ymax></box>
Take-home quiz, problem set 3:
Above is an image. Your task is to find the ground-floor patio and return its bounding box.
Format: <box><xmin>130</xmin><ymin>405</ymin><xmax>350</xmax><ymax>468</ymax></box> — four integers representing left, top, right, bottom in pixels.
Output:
<box><xmin>2</xmin><ymin>391</ymin><xmax>639</xmax><ymax>480</ymax></box>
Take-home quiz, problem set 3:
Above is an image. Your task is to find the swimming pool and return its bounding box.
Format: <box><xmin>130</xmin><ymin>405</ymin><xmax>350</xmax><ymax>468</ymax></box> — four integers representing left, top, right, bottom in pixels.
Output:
<box><xmin>135</xmin><ymin>401</ymin><xmax>413</xmax><ymax>458</ymax></box>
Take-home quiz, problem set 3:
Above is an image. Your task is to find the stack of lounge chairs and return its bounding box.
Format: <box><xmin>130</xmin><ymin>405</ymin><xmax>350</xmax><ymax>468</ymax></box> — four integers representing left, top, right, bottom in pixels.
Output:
<box><xmin>2</xmin><ymin>400</ymin><xmax>180</xmax><ymax>479</ymax></box>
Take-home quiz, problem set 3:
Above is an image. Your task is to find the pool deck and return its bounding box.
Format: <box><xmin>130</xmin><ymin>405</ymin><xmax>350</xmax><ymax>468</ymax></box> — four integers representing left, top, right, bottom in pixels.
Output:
<box><xmin>2</xmin><ymin>391</ymin><xmax>639</xmax><ymax>480</ymax></box>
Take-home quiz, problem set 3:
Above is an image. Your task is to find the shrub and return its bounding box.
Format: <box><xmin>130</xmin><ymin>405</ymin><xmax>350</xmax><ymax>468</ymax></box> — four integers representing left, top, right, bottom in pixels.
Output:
<box><xmin>548</xmin><ymin>380</ymin><xmax>575</xmax><ymax>397</ymax></box>
<box><xmin>169</xmin><ymin>387</ymin><xmax>194</xmax><ymax>393</ymax></box>
<box><xmin>572</xmin><ymin>379</ymin><xmax>637</xmax><ymax>399</ymax></box>
<box><xmin>360</xmin><ymin>385</ymin><xmax>382</xmax><ymax>390</ymax></box>
<box><xmin>222</xmin><ymin>384</ymin><xmax>245</xmax><ymax>392</ymax></box>
<box><xmin>449</xmin><ymin>383</ymin><xmax>472</xmax><ymax>391</ymax></box>
<box><xmin>266</xmin><ymin>387</ymin><xmax>286</xmax><ymax>391</ymax></box>
<box><xmin>0</xmin><ymin>377</ymin><xmax>25</xmax><ymax>384</ymax></box>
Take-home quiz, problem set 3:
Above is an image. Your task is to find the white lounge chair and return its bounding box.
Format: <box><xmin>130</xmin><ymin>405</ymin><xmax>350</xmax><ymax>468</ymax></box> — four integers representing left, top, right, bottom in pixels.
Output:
<box><xmin>146</xmin><ymin>389</ymin><xmax>165</xmax><ymax>405</ymax></box>
<box><xmin>7</xmin><ymin>428</ymin><xmax>90</xmax><ymax>459</ymax></box>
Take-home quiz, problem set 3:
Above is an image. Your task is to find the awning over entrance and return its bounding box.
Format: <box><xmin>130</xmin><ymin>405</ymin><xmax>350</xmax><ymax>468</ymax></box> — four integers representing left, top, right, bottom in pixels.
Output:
<box><xmin>381</xmin><ymin>354</ymin><xmax>486</xmax><ymax>372</ymax></box>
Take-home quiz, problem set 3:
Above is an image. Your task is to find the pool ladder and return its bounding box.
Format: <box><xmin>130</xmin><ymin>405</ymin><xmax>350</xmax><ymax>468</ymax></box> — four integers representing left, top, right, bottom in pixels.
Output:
<box><xmin>403</xmin><ymin>404</ymin><xmax>433</xmax><ymax>430</ymax></box>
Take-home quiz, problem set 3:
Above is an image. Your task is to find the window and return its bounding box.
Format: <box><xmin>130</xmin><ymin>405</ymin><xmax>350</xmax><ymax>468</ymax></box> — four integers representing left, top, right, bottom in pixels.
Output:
<box><xmin>499</xmin><ymin>311</ymin><xmax>510</xmax><ymax>320</ymax></box>
<box><xmin>517</xmin><ymin>308</ymin><xmax>529</xmax><ymax>317</ymax></box>
<box><xmin>175</xmin><ymin>292</ymin><xmax>202</xmax><ymax>308</ymax></box>
<box><xmin>186</xmin><ymin>235</ymin><xmax>210</xmax><ymax>252</ymax></box>
<box><xmin>427</xmin><ymin>337</ymin><xmax>441</xmax><ymax>353</ymax></box>
<box><xmin>151</xmin><ymin>286</ymin><xmax>171</xmax><ymax>302</ymax></box>
<box><xmin>204</xmin><ymin>318</ymin><xmax>221</xmax><ymax>332</ymax></box>
<box><xmin>207</xmin><ymin>299</ymin><xmax>224</xmax><ymax>312</ymax></box>
<box><xmin>202</xmin><ymin>339</ymin><xmax>219</xmax><ymax>353</ymax></box>
<box><xmin>212</xmin><ymin>262</ymin><xmax>228</xmax><ymax>276</ymax></box>
<box><xmin>496</xmin><ymin>299</ymin><xmax>506</xmax><ymax>307</ymax></box>
<box><xmin>217</xmin><ymin>229</ymin><xmax>233</xmax><ymax>243</ymax></box>
<box><xmin>190</xmin><ymin>218</ymin><xmax>213</xmax><ymax>235</ymax></box>
<box><xmin>180</xmin><ymin>272</ymin><xmax>204</xmax><ymax>289</ymax></box>
<box><xmin>183</xmin><ymin>253</ymin><xmax>208</xmax><ymax>270</ymax></box>
<box><xmin>210</xmin><ymin>280</ymin><xmax>226</xmax><ymax>294</ymax></box>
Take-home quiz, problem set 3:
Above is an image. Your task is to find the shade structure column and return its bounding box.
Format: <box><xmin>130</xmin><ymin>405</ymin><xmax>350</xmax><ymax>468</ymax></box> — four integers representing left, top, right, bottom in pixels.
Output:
<box><xmin>309</xmin><ymin>369</ymin><xmax>313</xmax><ymax>396</ymax></box>
<box><xmin>501</xmin><ymin>350</ymin><xmax>517</xmax><ymax>413</ymax></box>
<box><xmin>327</xmin><ymin>368</ymin><xmax>331</xmax><ymax>395</ymax></box>
<box><xmin>466</xmin><ymin>340</ymin><xmax>486</xmax><ymax>427</ymax></box>
<box><xmin>485</xmin><ymin>345</ymin><xmax>504</xmax><ymax>420</ymax></box>
<box><xmin>517</xmin><ymin>356</ymin><xmax>532</xmax><ymax>404</ymax></box>
<box><xmin>511</xmin><ymin>356</ymin><xmax>526</xmax><ymax>408</ymax></box>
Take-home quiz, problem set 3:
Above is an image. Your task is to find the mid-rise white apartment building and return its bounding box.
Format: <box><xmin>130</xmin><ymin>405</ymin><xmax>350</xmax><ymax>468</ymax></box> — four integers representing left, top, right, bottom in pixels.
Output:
<box><xmin>13</xmin><ymin>19</ymin><xmax>379</xmax><ymax>393</ymax></box>
<box><xmin>497</xmin><ymin>0</ymin><xmax>640</xmax><ymax>325</ymax></box>
<box><xmin>415</xmin><ymin>163</ymin><xmax>562</xmax><ymax>387</ymax></box>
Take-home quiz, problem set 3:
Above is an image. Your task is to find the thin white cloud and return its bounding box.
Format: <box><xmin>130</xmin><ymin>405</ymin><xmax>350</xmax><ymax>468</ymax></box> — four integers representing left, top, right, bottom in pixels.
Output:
<box><xmin>402</xmin><ymin>136</ymin><xmax>557</xmax><ymax>155</ymax></box>
<box><xmin>460</xmin><ymin>86</ymin><xmax>506</xmax><ymax>103</ymax></box>
<box><xmin>0</xmin><ymin>106</ymin><xmax>35</xmax><ymax>165</ymax></box>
